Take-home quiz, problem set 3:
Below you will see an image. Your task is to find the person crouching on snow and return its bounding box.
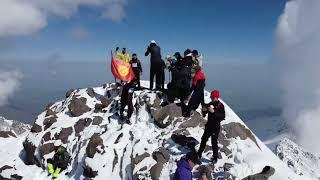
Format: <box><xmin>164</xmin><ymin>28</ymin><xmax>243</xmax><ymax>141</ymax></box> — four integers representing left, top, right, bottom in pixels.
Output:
<box><xmin>47</xmin><ymin>146</ymin><xmax>70</xmax><ymax>179</ymax></box>
<box><xmin>197</xmin><ymin>90</ymin><xmax>225</xmax><ymax>164</ymax></box>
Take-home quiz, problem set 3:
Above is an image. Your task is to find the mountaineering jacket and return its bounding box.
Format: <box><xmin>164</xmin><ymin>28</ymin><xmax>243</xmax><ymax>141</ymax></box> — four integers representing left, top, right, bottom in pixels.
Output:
<box><xmin>203</xmin><ymin>100</ymin><xmax>225</xmax><ymax>131</ymax></box>
<box><xmin>173</xmin><ymin>159</ymin><xmax>192</xmax><ymax>180</ymax></box>
<box><xmin>171</xmin><ymin>65</ymin><xmax>192</xmax><ymax>90</ymax></box>
<box><xmin>121</xmin><ymin>81</ymin><xmax>135</xmax><ymax>102</ymax></box>
<box><xmin>145</xmin><ymin>44</ymin><xmax>162</xmax><ymax>68</ymax></box>
<box><xmin>116</xmin><ymin>52</ymin><xmax>130</xmax><ymax>63</ymax></box>
<box><xmin>192</xmin><ymin>70</ymin><xmax>206</xmax><ymax>91</ymax></box>
<box><xmin>187</xmin><ymin>70</ymin><xmax>206</xmax><ymax>111</ymax></box>
<box><xmin>129</xmin><ymin>58</ymin><xmax>142</xmax><ymax>75</ymax></box>
<box><xmin>53</xmin><ymin>151</ymin><xmax>70</xmax><ymax>169</ymax></box>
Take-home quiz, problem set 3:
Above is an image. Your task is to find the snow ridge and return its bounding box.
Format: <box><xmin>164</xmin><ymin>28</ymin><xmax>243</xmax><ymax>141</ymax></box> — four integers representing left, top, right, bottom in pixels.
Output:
<box><xmin>0</xmin><ymin>81</ymin><xmax>305</xmax><ymax>180</ymax></box>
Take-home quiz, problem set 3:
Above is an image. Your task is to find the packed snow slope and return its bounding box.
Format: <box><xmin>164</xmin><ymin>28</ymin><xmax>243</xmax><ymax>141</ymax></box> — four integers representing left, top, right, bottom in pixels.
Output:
<box><xmin>0</xmin><ymin>81</ymin><xmax>304</xmax><ymax>180</ymax></box>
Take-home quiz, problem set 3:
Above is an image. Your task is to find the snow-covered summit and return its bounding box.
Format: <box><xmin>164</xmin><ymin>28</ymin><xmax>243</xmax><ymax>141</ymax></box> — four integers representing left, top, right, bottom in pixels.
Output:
<box><xmin>0</xmin><ymin>116</ymin><xmax>30</xmax><ymax>138</ymax></box>
<box><xmin>0</xmin><ymin>81</ymin><xmax>304</xmax><ymax>179</ymax></box>
<box><xmin>275</xmin><ymin>138</ymin><xmax>320</xmax><ymax>179</ymax></box>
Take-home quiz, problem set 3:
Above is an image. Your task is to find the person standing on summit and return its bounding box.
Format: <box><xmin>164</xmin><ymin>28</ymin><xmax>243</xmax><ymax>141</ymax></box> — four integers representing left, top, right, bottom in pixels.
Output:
<box><xmin>145</xmin><ymin>40</ymin><xmax>163</xmax><ymax>90</ymax></box>
<box><xmin>197</xmin><ymin>90</ymin><xmax>225</xmax><ymax>164</ymax></box>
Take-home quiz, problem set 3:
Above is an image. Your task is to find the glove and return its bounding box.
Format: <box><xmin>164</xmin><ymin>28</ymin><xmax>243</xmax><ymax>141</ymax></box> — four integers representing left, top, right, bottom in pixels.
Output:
<box><xmin>116</xmin><ymin>47</ymin><xmax>119</xmax><ymax>51</ymax></box>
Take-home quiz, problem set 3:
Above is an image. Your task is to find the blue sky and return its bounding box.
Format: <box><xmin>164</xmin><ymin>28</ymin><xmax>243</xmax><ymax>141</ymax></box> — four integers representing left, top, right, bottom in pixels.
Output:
<box><xmin>0</xmin><ymin>0</ymin><xmax>288</xmax><ymax>122</ymax></box>
<box><xmin>2</xmin><ymin>0</ymin><xmax>286</xmax><ymax>63</ymax></box>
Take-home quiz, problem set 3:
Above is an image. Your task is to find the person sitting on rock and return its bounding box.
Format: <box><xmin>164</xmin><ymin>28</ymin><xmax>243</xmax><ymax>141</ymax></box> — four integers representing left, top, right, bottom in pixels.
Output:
<box><xmin>183</xmin><ymin>65</ymin><xmax>206</xmax><ymax>117</ymax></box>
<box><xmin>197</xmin><ymin>90</ymin><xmax>225</xmax><ymax>164</ymax></box>
<box><xmin>129</xmin><ymin>53</ymin><xmax>143</xmax><ymax>88</ymax></box>
<box><xmin>120</xmin><ymin>79</ymin><xmax>137</xmax><ymax>124</ymax></box>
<box><xmin>173</xmin><ymin>151</ymin><xmax>201</xmax><ymax>180</ymax></box>
<box><xmin>47</xmin><ymin>146</ymin><xmax>70</xmax><ymax>179</ymax></box>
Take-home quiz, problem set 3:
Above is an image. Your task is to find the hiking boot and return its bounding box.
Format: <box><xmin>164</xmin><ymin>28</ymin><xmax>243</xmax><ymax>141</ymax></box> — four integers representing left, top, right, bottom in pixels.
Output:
<box><xmin>211</xmin><ymin>157</ymin><xmax>218</xmax><ymax>164</ymax></box>
<box><xmin>125</xmin><ymin>119</ymin><xmax>131</xmax><ymax>124</ymax></box>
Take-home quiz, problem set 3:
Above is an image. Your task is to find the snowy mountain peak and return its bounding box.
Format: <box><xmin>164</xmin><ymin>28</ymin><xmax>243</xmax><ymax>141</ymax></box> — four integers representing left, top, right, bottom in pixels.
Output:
<box><xmin>0</xmin><ymin>116</ymin><xmax>30</xmax><ymax>138</ymax></box>
<box><xmin>276</xmin><ymin>137</ymin><xmax>320</xmax><ymax>179</ymax></box>
<box><xmin>0</xmin><ymin>81</ymin><xmax>303</xmax><ymax>179</ymax></box>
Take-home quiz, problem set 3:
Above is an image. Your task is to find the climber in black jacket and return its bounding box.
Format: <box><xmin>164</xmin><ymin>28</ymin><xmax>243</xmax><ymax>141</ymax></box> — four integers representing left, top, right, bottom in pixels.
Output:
<box><xmin>145</xmin><ymin>40</ymin><xmax>163</xmax><ymax>90</ymax></box>
<box><xmin>120</xmin><ymin>80</ymin><xmax>137</xmax><ymax>124</ymax></box>
<box><xmin>197</xmin><ymin>90</ymin><xmax>225</xmax><ymax>164</ymax></box>
<box><xmin>183</xmin><ymin>66</ymin><xmax>206</xmax><ymax>117</ymax></box>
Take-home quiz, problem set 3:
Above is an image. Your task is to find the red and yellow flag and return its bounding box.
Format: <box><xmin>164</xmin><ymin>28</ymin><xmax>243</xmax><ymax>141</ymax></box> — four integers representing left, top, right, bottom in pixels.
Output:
<box><xmin>111</xmin><ymin>56</ymin><xmax>135</xmax><ymax>82</ymax></box>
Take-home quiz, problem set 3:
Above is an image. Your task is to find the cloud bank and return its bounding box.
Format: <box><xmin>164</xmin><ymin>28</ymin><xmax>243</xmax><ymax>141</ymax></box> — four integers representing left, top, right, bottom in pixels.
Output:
<box><xmin>275</xmin><ymin>0</ymin><xmax>320</xmax><ymax>153</ymax></box>
<box><xmin>0</xmin><ymin>70</ymin><xmax>23</xmax><ymax>106</ymax></box>
<box><xmin>0</xmin><ymin>0</ymin><xmax>127</xmax><ymax>37</ymax></box>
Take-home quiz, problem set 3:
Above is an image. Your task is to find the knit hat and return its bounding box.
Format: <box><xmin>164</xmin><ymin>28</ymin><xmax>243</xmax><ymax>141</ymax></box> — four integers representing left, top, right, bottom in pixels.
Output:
<box><xmin>211</xmin><ymin>90</ymin><xmax>220</xmax><ymax>98</ymax></box>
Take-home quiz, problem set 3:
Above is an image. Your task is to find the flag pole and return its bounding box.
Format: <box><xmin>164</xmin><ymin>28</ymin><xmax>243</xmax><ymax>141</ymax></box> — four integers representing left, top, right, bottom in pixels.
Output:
<box><xmin>111</xmin><ymin>50</ymin><xmax>116</xmax><ymax>84</ymax></box>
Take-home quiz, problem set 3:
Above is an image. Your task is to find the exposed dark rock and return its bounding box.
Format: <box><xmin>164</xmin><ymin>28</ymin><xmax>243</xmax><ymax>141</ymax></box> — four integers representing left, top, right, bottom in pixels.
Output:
<box><xmin>0</xmin><ymin>165</ymin><xmax>13</xmax><ymax>173</ymax></box>
<box><xmin>46</xmin><ymin>102</ymin><xmax>54</xmax><ymax>110</ymax></box>
<box><xmin>42</xmin><ymin>132</ymin><xmax>51</xmax><ymax>141</ymax></box>
<box><xmin>100</xmin><ymin>96</ymin><xmax>112</xmax><ymax>108</ymax></box>
<box><xmin>222</xmin><ymin>122</ymin><xmax>260</xmax><ymax>149</ymax></box>
<box><xmin>11</xmin><ymin>174</ymin><xmax>23</xmax><ymax>180</ymax></box>
<box><xmin>204</xmin><ymin>145</ymin><xmax>212</xmax><ymax>153</ymax></box>
<box><xmin>23</xmin><ymin>140</ymin><xmax>37</xmax><ymax>165</ymax></box>
<box><xmin>86</xmin><ymin>133</ymin><xmax>104</xmax><ymax>158</ymax></box>
<box><xmin>112</xmin><ymin>149</ymin><xmax>118</xmax><ymax>172</ymax></box>
<box><xmin>223</xmin><ymin>163</ymin><xmax>234</xmax><ymax>171</ymax></box>
<box><xmin>30</xmin><ymin>123</ymin><xmax>42</xmax><ymax>133</ymax></box>
<box><xmin>152</xmin><ymin>147</ymin><xmax>170</xmax><ymax>164</ymax></box>
<box><xmin>133</xmin><ymin>152</ymin><xmax>150</xmax><ymax>165</ymax></box>
<box><xmin>39</xmin><ymin>143</ymin><xmax>55</xmax><ymax>160</ymax></box>
<box><xmin>114</xmin><ymin>133</ymin><xmax>123</xmax><ymax>144</ymax></box>
<box><xmin>171</xmin><ymin>134</ymin><xmax>199</xmax><ymax>150</ymax></box>
<box><xmin>43</xmin><ymin>116</ymin><xmax>57</xmax><ymax>130</ymax></box>
<box><xmin>68</xmin><ymin>97</ymin><xmax>91</xmax><ymax>117</ymax></box>
<box><xmin>178</xmin><ymin>111</ymin><xmax>205</xmax><ymax>129</ymax></box>
<box><xmin>150</xmin><ymin>163</ymin><xmax>163</xmax><ymax>180</ymax></box>
<box><xmin>94</xmin><ymin>103</ymin><xmax>104</xmax><ymax>113</ymax></box>
<box><xmin>87</xmin><ymin>88</ymin><xmax>95</xmax><ymax>98</ymax></box>
<box><xmin>66</xmin><ymin>89</ymin><xmax>74</xmax><ymax>98</ymax></box>
<box><xmin>0</xmin><ymin>131</ymin><xmax>16</xmax><ymax>138</ymax></box>
<box><xmin>74</xmin><ymin>118</ymin><xmax>92</xmax><ymax>137</ymax></box>
<box><xmin>45</xmin><ymin>109</ymin><xmax>56</xmax><ymax>117</ymax></box>
<box><xmin>140</xmin><ymin>166</ymin><xmax>148</xmax><ymax>171</ymax></box>
<box><xmin>221</xmin><ymin>146</ymin><xmax>232</xmax><ymax>157</ymax></box>
<box><xmin>56</xmin><ymin>127</ymin><xmax>73</xmax><ymax>143</ymax></box>
<box><xmin>83</xmin><ymin>164</ymin><xmax>98</xmax><ymax>178</ymax></box>
<box><xmin>151</xmin><ymin>103</ymin><xmax>181</xmax><ymax>128</ymax></box>
<box><xmin>92</xmin><ymin>116</ymin><xmax>103</xmax><ymax>125</ymax></box>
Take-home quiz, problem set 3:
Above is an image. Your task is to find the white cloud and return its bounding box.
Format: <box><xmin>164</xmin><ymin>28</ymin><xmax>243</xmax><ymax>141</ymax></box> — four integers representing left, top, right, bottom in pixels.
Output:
<box><xmin>0</xmin><ymin>0</ymin><xmax>127</xmax><ymax>37</ymax></box>
<box><xmin>0</xmin><ymin>0</ymin><xmax>46</xmax><ymax>37</ymax></box>
<box><xmin>275</xmin><ymin>0</ymin><xmax>320</xmax><ymax>154</ymax></box>
<box><xmin>0</xmin><ymin>70</ymin><xmax>23</xmax><ymax>106</ymax></box>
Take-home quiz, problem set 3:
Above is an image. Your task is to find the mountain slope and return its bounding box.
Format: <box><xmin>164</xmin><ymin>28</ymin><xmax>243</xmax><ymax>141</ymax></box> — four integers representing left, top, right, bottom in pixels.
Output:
<box><xmin>0</xmin><ymin>81</ymin><xmax>303</xmax><ymax>180</ymax></box>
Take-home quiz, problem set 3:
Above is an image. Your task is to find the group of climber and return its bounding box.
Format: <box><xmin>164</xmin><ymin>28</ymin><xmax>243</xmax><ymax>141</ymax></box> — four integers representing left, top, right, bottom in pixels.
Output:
<box><xmin>45</xmin><ymin>41</ymin><xmax>223</xmax><ymax>178</ymax></box>
<box><xmin>116</xmin><ymin>41</ymin><xmax>226</xmax><ymax>178</ymax></box>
